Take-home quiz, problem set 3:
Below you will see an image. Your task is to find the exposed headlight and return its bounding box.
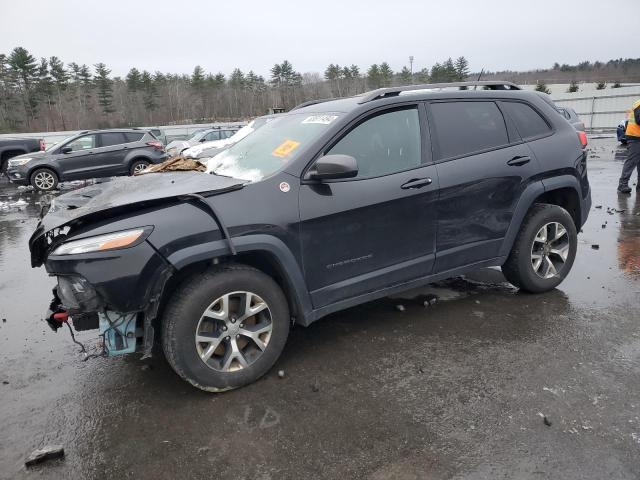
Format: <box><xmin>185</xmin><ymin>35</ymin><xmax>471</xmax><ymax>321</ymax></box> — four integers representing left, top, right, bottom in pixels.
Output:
<box><xmin>52</xmin><ymin>228</ymin><xmax>148</xmax><ymax>255</ymax></box>
<box><xmin>8</xmin><ymin>157</ymin><xmax>32</xmax><ymax>167</ymax></box>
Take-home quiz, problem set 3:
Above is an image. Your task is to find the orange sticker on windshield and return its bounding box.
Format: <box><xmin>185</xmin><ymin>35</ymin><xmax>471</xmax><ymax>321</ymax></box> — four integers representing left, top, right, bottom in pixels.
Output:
<box><xmin>272</xmin><ymin>139</ymin><xmax>300</xmax><ymax>158</ymax></box>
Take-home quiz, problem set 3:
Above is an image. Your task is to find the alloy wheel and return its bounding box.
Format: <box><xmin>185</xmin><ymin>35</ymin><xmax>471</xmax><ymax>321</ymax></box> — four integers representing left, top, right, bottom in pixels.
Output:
<box><xmin>195</xmin><ymin>291</ymin><xmax>273</xmax><ymax>372</ymax></box>
<box><xmin>34</xmin><ymin>171</ymin><xmax>55</xmax><ymax>190</ymax></box>
<box><xmin>530</xmin><ymin>222</ymin><xmax>570</xmax><ymax>279</ymax></box>
<box><xmin>133</xmin><ymin>162</ymin><xmax>148</xmax><ymax>174</ymax></box>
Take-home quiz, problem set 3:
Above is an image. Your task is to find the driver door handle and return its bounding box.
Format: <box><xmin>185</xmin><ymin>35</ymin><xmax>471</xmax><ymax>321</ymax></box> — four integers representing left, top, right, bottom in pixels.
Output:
<box><xmin>401</xmin><ymin>177</ymin><xmax>433</xmax><ymax>189</ymax></box>
<box><xmin>507</xmin><ymin>155</ymin><xmax>531</xmax><ymax>166</ymax></box>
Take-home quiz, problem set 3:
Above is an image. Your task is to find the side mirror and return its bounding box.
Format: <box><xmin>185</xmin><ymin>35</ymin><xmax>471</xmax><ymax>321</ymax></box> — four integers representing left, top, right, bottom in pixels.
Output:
<box><xmin>61</xmin><ymin>146</ymin><xmax>72</xmax><ymax>154</ymax></box>
<box><xmin>199</xmin><ymin>138</ymin><xmax>207</xmax><ymax>143</ymax></box>
<box><xmin>307</xmin><ymin>154</ymin><xmax>358</xmax><ymax>180</ymax></box>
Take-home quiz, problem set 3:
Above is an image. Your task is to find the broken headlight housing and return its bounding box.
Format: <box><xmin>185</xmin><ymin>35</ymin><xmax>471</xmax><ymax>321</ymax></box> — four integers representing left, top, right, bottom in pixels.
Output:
<box><xmin>52</xmin><ymin>228</ymin><xmax>151</xmax><ymax>256</ymax></box>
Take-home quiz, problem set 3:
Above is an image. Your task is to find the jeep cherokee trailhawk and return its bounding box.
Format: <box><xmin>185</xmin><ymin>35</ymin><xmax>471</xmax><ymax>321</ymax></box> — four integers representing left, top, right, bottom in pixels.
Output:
<box><xmin>30</xmin><ymin>81</ymin><xmax>591</xmax><ymax>391</ymax></box>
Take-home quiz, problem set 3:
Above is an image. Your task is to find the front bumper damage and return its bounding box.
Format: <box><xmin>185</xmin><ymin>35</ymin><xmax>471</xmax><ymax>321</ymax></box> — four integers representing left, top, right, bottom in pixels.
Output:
<box><xmin>29</xmin><ymin>171</ymin><xmax>243</xmax><ymax>359</ymax></box>
<box><xmin>42</xmin><ymin>259</ymin><xmax>173</xmax><ymax>358</ymax></box>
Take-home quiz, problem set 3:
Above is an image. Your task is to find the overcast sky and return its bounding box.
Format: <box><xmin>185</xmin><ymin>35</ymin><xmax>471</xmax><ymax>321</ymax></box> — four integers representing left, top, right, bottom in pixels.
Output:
<box><xmin>1</xmin><ymin>0</ymin><xmax>637</xmax><ymax>78</ymax></box>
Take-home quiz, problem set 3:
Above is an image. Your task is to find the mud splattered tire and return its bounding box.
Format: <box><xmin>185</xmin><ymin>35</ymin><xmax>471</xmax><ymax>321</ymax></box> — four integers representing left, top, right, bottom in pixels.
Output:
<box><xmin>502</xmin><ymin>204</ymin><xmax>577</xmax><ymax>293</ymax></box>
<box><xmin>161</xmin><ymin>265</ymin><xmax>290</xmax><ymax>392</ymax></box>
<box><xmin>130</xmin><ymin>159</ymin><xmax>150</xmax><ymax>175</ymax></box>
<box><xmin>30</xmin><ymin>168</ymin><xmax>58</xmax><ymax>191</ymax></box>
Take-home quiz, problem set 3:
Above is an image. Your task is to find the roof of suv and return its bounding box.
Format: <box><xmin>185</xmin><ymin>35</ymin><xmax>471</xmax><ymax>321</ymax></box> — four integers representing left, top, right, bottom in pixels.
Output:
<box><xmin>290</xmin><ymin>81</ymin><xmax>548</xmax><ymax>114</ymax></box>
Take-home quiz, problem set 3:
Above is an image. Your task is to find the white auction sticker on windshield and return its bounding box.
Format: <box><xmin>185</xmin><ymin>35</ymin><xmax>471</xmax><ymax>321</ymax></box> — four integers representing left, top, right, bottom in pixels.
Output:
<box><xmin>302</xmin><ymin>115</ymin><xmax>338</xmax><ymax>125</ymax></box>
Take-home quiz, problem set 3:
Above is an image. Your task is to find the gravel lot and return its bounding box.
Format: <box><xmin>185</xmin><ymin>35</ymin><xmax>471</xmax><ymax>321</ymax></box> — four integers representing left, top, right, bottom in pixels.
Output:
<box><xmin>1</xmin><ymin>137</ymin><xmax>639</xmax><ymax>480</ymax></box>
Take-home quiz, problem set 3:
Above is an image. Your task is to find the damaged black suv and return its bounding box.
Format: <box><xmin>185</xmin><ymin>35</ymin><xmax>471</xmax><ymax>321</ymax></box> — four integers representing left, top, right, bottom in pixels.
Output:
<box><xmin>30</xmin><ymin>81</ymin><xmax>591</xmax><ymax>391</ymax></box>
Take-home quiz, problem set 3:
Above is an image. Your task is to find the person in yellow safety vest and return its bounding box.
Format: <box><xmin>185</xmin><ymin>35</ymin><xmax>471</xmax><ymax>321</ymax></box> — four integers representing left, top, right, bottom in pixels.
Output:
<box><xmin>618</xmin><ymin>99</ymin><xmax>640</xmax><ymax>193</ymax></box>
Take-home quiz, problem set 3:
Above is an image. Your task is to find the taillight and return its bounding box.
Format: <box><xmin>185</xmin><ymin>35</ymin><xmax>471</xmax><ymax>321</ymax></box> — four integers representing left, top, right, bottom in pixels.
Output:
<box><xmin>39</xmin><ymin>139</ymin><xmax>46</xmax><ymax>151</ymax></box>
<box><xmin>146</xmin><ymin>140</ymin><xmax>164</xmax><ymax>151</ymax></box>
<box><xmin>577</xmin><ymin>131</ymin><xmax>588</xmax><ymax>148</ymax></box>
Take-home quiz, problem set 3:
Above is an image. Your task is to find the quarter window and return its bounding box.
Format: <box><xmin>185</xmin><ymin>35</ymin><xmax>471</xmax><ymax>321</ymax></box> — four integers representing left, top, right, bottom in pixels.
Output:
<box><xmin>327</xmin><ymin>107</ymin><xmax>422</xmax><ymax>179</ymax></box>
<box><xmin>431</xmin><ymin>101</ymin><xmax>509</xmax><ymax>160</ymax></box>
<box><xmin>124</xmin><ymin>132</ymin><xmax>145</xmax><ymax>143</ymax></box>
<box><xmin>501</xmin><ymin>101</ymin><xmax>552</xmax><ymax>139</ymax></box>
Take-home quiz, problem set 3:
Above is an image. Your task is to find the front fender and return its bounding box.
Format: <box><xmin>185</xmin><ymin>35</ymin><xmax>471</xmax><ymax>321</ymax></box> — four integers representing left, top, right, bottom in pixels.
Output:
<box><xmin>161</xmin><ymin>234</ymin><xmax>314</xmax><ymax>326</ymax></box>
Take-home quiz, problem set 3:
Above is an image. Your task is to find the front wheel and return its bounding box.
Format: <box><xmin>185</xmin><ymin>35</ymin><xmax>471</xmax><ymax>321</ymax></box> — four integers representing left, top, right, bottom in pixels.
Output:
<box><xmin>502</xmin><ymin>204</ymin><xmax>577</xmax><ymax>293</ymax></box>
<box><xmin>161</xmin><ymin>265</ymin><xmax>290</xmax><ymax>392</ymax></box>
<box><xmin>30</xmin><ymin>168</ymin><xmax>58</xmax><ymax>191</ymax></box>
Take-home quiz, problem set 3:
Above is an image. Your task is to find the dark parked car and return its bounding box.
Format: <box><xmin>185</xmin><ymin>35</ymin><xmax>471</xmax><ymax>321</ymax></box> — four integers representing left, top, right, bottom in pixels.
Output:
<box><xmin>557</xmin><ymin>106</ymin><xmax>586</xmax><ymax>132</ymax></box>
<box><xmin>30</xmin><ymin>81</ymin><xmax>591</xmax><ymax>392</ymax></box>
<box><xmin>7</xmin><ymin>129</ymin><xmax>166</xmax><ymax>191</ymax></box>
<box><xmin>0</xmin><ymin>136</ymin><xmax>45</xmax><ymax>172</ymax></box>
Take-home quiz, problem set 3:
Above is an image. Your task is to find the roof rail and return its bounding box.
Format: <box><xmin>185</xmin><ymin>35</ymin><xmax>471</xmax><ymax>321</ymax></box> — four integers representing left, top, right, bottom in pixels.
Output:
<box><xmin>357</xmin><ymin>81</ymin><xmax>521</xmax><ymax>104</ymax></box>
<box><xmin>291</xmin><ymin>97</ymin><xmax>341</xmax><ymax>111</ymax></box>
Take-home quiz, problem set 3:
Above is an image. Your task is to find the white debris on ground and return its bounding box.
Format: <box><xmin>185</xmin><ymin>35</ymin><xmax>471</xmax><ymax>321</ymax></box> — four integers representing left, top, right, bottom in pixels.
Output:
<box><xmin>0</xmin><ymin>198</ymin><xmax>28</xmax><ymax>211</ymax></box>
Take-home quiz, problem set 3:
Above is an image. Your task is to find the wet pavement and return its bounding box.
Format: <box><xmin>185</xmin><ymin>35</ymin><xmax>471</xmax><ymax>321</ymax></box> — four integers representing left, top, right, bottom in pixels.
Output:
<box><xmin>1</xmin><ymin>137</ymin><xmax>639</xmax><ymax>479</ymax></box>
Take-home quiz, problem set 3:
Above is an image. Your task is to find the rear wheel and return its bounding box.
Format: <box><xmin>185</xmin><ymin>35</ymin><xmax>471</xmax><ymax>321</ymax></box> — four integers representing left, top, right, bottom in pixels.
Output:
<box><xmin>502</xmin><ymin>204</ymin><xmax>577</xmax><ymax>293</ymax></box>
<box><xmin>130</xmin><ymin>159</ymin><xmax>150</xmax><ymax>175</ymax></box>
<box><xmin>30</xmin><ymin>168</ymin><xmax>58</xmax><ymax>191</ymax></box>
<box><xmin>162</xmin><ymin>265</ymin><xmax>290</xmax><ymax>392</ymax></box>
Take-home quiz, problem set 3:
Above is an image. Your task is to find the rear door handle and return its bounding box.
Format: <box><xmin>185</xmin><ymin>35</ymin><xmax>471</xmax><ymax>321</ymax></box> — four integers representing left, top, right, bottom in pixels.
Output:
<box><xmin>507</xmin><ymin>155</ymin><xmax>531</xmax><ymax>166</ymax></box>
<box><xmin>401</xmin><ymin>177</ymin><xmax>433</xmax><ymax>189</ymax></box>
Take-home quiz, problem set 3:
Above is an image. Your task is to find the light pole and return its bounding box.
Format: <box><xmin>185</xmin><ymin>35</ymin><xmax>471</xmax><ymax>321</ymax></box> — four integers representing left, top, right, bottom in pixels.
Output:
<box><xmin>409</xmin><ymin>56</ymin><xmax>414</xmax><ymax>84</ymax></box>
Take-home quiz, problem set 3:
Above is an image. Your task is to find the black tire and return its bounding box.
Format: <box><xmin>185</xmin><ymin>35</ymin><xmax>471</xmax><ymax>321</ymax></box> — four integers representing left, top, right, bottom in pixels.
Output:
<box><xmin>129</xmin><ymin>159</ymin><xmax>150</xmax><ymax>176</ymax></box>
<box><xmin>30</xmin><ymin>168</ymin><xmax>58</xmax><ymax>191</ymax></box>
<box><xmin>162</xmin><ymin>265</ymin><xmax>290</xmax><ymax>392</ymax></box>
<box><xmin>501</xmin><ymin>204</ymin><xmax>577</xmax><ymax>293</ymax></box>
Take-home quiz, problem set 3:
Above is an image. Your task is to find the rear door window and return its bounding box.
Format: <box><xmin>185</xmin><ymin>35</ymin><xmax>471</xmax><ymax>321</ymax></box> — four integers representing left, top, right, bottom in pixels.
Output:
<box><xmin>501</xmin><ymin>101</ymin><xmax>552</xmax><ymax>140</ymax></box>
<box><xmin>98</xmin><ymin>132</ymin><xmax>126</xmax><ymax>147</ymax></box>
<box><xmin>430</xmin><ymin>101</ymin><xmax>509</xmax><ymax>160</ymax></box>
<box><xmin>205</xmin><ymin>131</ymin><xmax>221</xmax><ymax>141</ymax></box>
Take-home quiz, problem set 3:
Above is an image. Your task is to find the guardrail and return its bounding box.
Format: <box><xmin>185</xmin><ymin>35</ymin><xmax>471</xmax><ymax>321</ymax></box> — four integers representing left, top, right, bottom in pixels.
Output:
<box><xmin>552</xmin><ymin>92</ymin><xmax>638</xmax><ymax>131</ymax></box>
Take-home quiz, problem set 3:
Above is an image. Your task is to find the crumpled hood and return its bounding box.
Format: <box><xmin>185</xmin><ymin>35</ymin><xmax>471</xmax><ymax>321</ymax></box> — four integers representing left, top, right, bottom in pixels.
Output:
<box><xmin>39</xmin><ymin>171</ymin><xmax>244</xmax><ymax>232</ymax></box>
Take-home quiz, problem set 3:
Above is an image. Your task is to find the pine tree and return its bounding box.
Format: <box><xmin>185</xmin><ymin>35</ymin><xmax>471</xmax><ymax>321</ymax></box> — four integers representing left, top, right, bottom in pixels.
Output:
<box><xmin>454</xmin><ymin>56</ymin><xmax>470</xmax><ymax>81</ymax></box>
<box><xmin>270</xmin><ymin>60</ymin><xmax>302</xmax><ymax>107</ymax></box>
<box><xmin>430</xmin><ymin>62</ymin><xmax>444</xmax><ymax>82</ymax></box>
<box><xmin>367</xmin><ymin>64</ymin><xmax>381</xmax><ymax>89</ymax></box>
<box><xmin>229</xmin><ymin>68</ymin><xmax>245</xmax><ymax>89</ymax></box>
<box><xmin>36</xmin><ymin>57</ymin><xmax>55</xmax><ymax>129</ymax></box>
<box><xmin>567</xmin><ymin>80</ymin><xmax>579</xmax><ymax>93</ymax></box>
<box><xmin>141</xmin><ymin>70</ymin><xmax>158</xmax><ymax>119</ymax></box>
<box><xmin>416</xmin><ymin>68</ymin><xmax>430</xmax><ymax>83</ymax></box>
<box><xmin>443</xmin><ymin>58</ymin><xmax>457</xmax><ymax>81</ymax></box>
<box><xmin>94</xmin><ymin>62</ymin><xmax>114</xmax><ymax>114</ymax></box>
<box><xmin>595</xmin><ymin>82</ymin><xmax>606</xmax><ymax>90</ymax></box>
<box><xmin>379</xmin><ymin>62</ymin><xmax>393</xmax><ymax>87</ymax></box>
<box><xmin>534</xmin><ymin>82</ymin><xmax>551</xmax><ymax>94</ymax></box>
<box><xmin>126</xmin><ymin>68</ymin><xmax>142</xmax><ymax>92</ymax></box>
<box><xmin>48</xmin><ymin>56</ymin><xmax>68</xmax><ymax>130</ymax></box>
<box><xmin>8</xmin><ymin>47</ymin><xmax>38</xmax><ymax>128</ymax></box>
<box><xmin>400</xmin><ymin>66</ymin><xmax>412</xmax><ymax>84</ymax></box>
<box><xmin>0</xmin><ymin>53</ymin><xmax>22</xmax><ymax>130</ymax></box>
<box><xmin>324</xmin><ymin>64</ymin><xmax>342</xmax><ymax>95</ymax></box>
